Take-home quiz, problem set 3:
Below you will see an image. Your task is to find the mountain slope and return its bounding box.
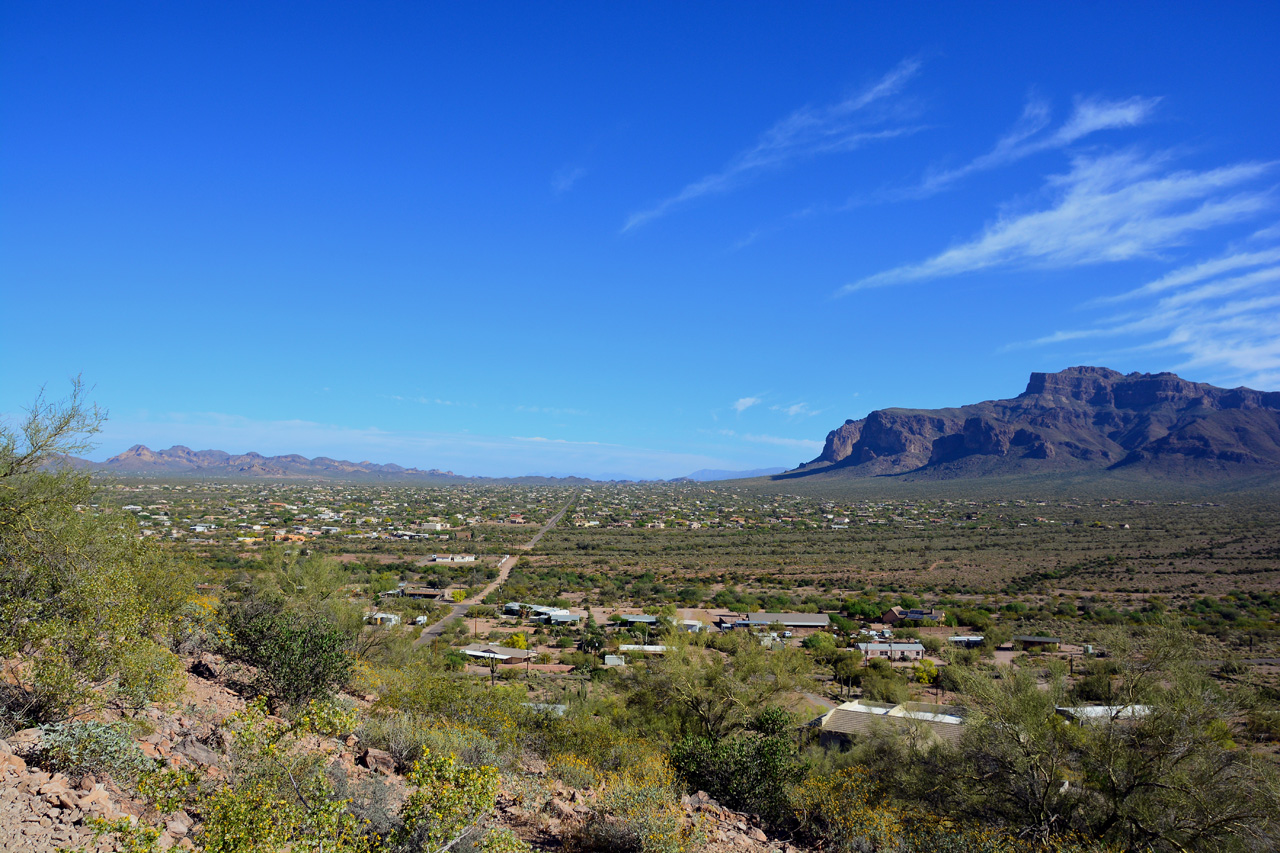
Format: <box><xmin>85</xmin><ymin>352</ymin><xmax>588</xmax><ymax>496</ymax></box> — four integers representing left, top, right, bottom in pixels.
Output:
<box><xmin>783</xmin><ymin>366</ymin><xmax>1280</xmax><ymax>481</ymax></box>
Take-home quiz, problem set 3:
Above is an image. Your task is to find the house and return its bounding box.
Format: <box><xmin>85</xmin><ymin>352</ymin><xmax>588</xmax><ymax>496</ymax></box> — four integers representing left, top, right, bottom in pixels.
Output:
<box><xmin>460</xmin><ymin>643</ymin><xmax>535</xmax><ymax>662</ymax></box>
<box><xmin>403</xmin><ymin>586</ymin><xmax>450</xmax><ymax>601</ymax></box>
<box><xmin>430</xmin><ymin>554</ymin><xmax>476</xmax><ymax>563</ymax></box>
<box><xmin>1013</xmin><ymin>635</ymin><xmax>1061</xmax><ymax>651</ymax></box>
<box><xmin>718</xmin><ymin>612</ymin><xmax>830</xmax><ymax>632</ymax></box>
<box><xmin>603</xmin><ymin>655</ymin><xmax>626</xmax><ymax>667</ymax></box>
<box><xmin>812</xmin><ymin>700</ymin><xmax>966</xmax><ymax>749</ymax></box>
<box><xmin>677</xmin><ymin>619</ymin><xmax>704</xmax><ymax>633</ymax></box>
<box><xmin>1055</xmin><ymin>705</ymin><xmax>1152</xmax><ymax>725</ymax></box>
<box><xmin>369</xmin><ymin>612</ymin><xmax>401</xmax><ymax>626</ymax></box>
<box><xmin>618</xmin><ymin>644</ymin><xmax>668</xmax><ymax>654</ymax></box>
<box><xmin>881</xmin><ymin>606</ymin><xmax>946</xmax><ymax>625</ymax></box>
<box><xmin>856</xmin><ymin>641</ymin><xmax>925</xmax><ymax>661</ymax></box>
<box><xmin>616</xmin><ymin>614</ymin><xmax>659</xmax><ymax>628</ymax></box>
<box><xmin>948</xmin><ymin>635</ymin><xmax>985</xmax><ymax>649</ymax></box>
<box><xmin>503</xmin><ymin>602</ymin><xmax>580</xmax><ymax>624</ymax></box>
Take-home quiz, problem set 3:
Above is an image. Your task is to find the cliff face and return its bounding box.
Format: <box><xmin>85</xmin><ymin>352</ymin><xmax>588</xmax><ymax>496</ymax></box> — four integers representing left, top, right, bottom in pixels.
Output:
<box><xmin>791</xmin><ymin>367</ymin><xmax>1280</xmax><ymax>480</ymax></box>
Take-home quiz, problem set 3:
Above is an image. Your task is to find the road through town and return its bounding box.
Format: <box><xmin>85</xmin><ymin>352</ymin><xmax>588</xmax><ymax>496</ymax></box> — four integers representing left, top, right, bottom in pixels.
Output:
<box><xmin>413</xmin><ymin>497</ymin><xmax>574</xmax><ymax>646</ymax></box>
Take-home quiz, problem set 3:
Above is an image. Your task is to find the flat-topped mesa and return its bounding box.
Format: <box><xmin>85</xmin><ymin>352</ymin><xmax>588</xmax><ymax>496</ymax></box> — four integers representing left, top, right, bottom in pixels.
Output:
<box><xmin>1020</xmin><ymin>366</ymin><xmax>1126</xmax><ymax>404</ymax></box>
<box><xmin>794</xmin><ymin>366</ymin><xmax>1280</xmax><ymax>481</ymax></box>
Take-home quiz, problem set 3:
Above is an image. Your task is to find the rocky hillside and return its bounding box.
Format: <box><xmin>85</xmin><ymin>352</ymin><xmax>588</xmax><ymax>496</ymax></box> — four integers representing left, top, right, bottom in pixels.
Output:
<box><xmin>786</xmin><ymin>366</ymin><xmax>1280</xmax><ymax>481</ymax></box>
<box><xmin>0</xmin><ymin>654</ymin><xmax>797</xmax><ymax>853</ymax></box>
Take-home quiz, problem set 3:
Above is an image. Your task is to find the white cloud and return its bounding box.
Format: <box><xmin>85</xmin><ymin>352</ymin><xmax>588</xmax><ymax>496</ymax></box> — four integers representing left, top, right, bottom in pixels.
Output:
<box><xmin>552</xmin><ymin>165</ymin><xmax>587</xmax><ymax>194</ymax></box>
<box><xmin>770</xmin><ymin>401</ymin><xmax>821</xmax><ymax>418</ymax></box>
<box><xmin>1093</xmin><ymin>245</ymin><xmax>1280</xmax><ymax>304</ymax></box>
<box><xmin>1011</xmin><ymin>241</ymin><xmax>1280</xmax><ymax>388</ymax></box>
<box><xmin>732</xmin><ymin>396</ymin><xmax>762</xmax><ymax>413</ymax></box>
<box><xmin>623</xmin><ymin>58</ymin><xmax>923</xmax><ymax>231</ymax></box>
<box><xmin>843</xmin><ymin>151</ymin><xmax>1275</xmax><ymax>293</ymax></box>
<box><xmin>914</xmin><ymin>95</ymin><xmax>1161</xmax><ymax>196</ymax></box>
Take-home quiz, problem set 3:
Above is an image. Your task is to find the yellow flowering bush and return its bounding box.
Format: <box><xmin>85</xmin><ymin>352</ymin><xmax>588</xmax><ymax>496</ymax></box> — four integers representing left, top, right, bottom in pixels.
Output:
<box><xmin>548</xmin><ymin>752</ymin><xmax>599</xmax><ymax>789</ymax></box>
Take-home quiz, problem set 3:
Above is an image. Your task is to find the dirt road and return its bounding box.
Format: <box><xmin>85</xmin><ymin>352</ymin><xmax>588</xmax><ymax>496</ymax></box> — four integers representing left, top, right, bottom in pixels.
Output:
<box><xmin>414</xmin><ymin>498</ymin><xmax>573</xmax><ymax>645</ymax></box>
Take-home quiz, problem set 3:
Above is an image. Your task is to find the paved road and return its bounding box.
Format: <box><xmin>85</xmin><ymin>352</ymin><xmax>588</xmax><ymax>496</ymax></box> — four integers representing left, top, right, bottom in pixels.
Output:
<box><xmin>414</xmin><ymin>498</ymin><xmax>574</xmax><ymax>646</ymax></box>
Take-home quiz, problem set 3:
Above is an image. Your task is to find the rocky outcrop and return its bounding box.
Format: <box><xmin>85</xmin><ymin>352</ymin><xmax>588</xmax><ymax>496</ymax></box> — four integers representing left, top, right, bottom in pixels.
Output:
<box><xmin>789</xmin><ymin>367</ymin><xmax>1280</xmax><ymax>481</ymax></box>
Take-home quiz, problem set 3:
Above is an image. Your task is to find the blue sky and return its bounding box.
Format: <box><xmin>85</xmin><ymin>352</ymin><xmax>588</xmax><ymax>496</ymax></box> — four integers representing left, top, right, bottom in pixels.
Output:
<box><xmin>3</xmin><ymin>2</ymin><xmax>1278</xmax><ymax>478</ymax></box>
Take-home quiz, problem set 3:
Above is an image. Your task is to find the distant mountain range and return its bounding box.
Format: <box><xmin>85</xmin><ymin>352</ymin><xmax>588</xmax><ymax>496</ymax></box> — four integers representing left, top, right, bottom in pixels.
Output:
<box><xmin>781</xmin><ymin>366</ymin><xmax>1280</xmax><ymax>482</ymax></box>
<box><xmin>84</xmin><ymin>444</ymin><xmax>472</xmax><ymax>481</ymax></box>
<box><xmin>77</xmin><ymin>446</ymin><xmax>791</xmax><ymax>484</ymax></box>
<box><xmin>71</xmin><ymin>445</ymin><xmax>617</xmax><ymax>484</ymax></box>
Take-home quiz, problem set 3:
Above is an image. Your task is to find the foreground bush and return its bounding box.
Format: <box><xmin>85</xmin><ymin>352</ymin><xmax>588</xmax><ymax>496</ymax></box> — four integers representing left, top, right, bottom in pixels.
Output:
<box><xmin>1</xmin><ymin>382</ymin><xmax>194</xmax><ymax>725</ymax></box>
<box><xmin>669</xmin><ymin>706</ymin><xmax>803</xmax><ymax>826</ymax></box>
<box><xmin>577</xmin><ymin>753</ymin><xmax>703</xmax><ymax>853</ymax></box>
<box><xmin>37</xmin><ymin>720</ymin><xmax>155</xmax><ymax>781</ymax></box>
<box><xmin>226</xmin><ymin>607</ymin><xmax>353</xmax><ymax>709</ymax></box>
<box><xmin>792</xmin><ymin>767</ymin><xmax>1116</xmax><ymax>853</ymax></box>
<box><xmin>93</xmin><ymin>697</ymin><xmax>528</xmax><ymax>853</ymax></box>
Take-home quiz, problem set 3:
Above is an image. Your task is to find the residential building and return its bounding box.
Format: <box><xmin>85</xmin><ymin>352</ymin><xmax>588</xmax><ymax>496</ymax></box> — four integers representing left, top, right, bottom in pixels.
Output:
<box><xmin>813</xmin><ymin>700</ymin><xmax>966</xmax><ymax>748</ymax></box>
<box><xmin>882</xmin><ymin>606</ymin><xmax>946</xmax><ymax>624</ymax></box>
<box><xmin>855</xmin><ymin>641</ymin><xmax>925</xmax><ymax>661</ymax></box>
<box><xmin>460</xmin><ymin>643</ymin><xmax>534</xmax><ymax>662</ymax></box>
<box><xmin>717</xmin><ymin>612</ymin><xmax>830</xmax><ymax>632</ymax></box>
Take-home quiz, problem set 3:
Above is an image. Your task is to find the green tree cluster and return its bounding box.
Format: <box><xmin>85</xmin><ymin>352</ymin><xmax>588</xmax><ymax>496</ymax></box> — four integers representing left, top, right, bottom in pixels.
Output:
<box><xmin>0</xmin><ymin>382</ymin><xmax>189</xmax><ymax>725</ymax></box>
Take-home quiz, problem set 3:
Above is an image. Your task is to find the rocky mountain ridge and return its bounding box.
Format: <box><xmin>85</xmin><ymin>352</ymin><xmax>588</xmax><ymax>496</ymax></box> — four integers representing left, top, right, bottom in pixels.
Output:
<box><xmin>786</xmin><ymin>366</ymin><xmax>1280</xmax><ymax>481</ymax></box>
<box><xmin>94</xmin><ymin>445</ymin><xmax>466</xmax><ymax>481</ymax></box>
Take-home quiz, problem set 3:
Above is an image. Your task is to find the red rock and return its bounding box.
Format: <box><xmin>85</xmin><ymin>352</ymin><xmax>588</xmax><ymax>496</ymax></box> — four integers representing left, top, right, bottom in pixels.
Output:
<box><xmin>358</xmin><ymin>748</ymin><xmax>396</xmax><ymax>775</ymax></box>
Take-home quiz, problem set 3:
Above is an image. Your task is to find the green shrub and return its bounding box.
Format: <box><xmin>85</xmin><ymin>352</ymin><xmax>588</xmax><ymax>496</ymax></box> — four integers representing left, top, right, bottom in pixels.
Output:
<box><xmin>37</xmin><ymin>720</ymin><xmax>155</xmax><ymax>781</ymax></box>
<box><xmin>226</xmin><ymin>607</ymin><xmax>353</xmax><ymax>709</ymax></box>
<box><xmin>669</xmin><ymin>707</ymin><xmax>804</xmax><ymax>826</ymax></box>
<box><xmin>357</xmin><ymin>712</ymin><xmax>503</xmax><ymax>771</ymax></box>
<box><xmin>578</xmin><ymin>753</ymin><xmax>703</xmax><ymax>853</ymax></box>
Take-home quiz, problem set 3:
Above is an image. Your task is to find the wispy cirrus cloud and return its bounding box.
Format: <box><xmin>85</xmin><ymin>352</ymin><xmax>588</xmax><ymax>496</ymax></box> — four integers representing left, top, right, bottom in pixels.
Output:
<box><xmin>1090</xmin><ymin>245</ymin><xmax>1280</xmax><ymax>304</ymax></box>
<box><xmin>842</xmin><ymin>150</ymin><xmax>1275</xmax><ymax>294</ymax></box>
<box><xmin>623</xmin><ymin>58</ymin><xmax>924</xmax><ymax>232</ymax></box>
<box><xmin>770</xmin><ymin>401</ymin><xmax>821</xmax><ymax>418</ymax></box>
<box><xmin>1010</xmin><ymin>240</ymin><xmax>1280</xmax><ymax>388</ymax></box>
<box><xmin>732</xmin><ymin>396</ymin><xmax>762</xmax><ymax>413</ymax></box>
<box><xmin>911</xmin><ymin>94</ymin><xmax>1161</xmax><ymax>197</ymax></box>
<box><xmin>552</xmin><ymin>165</ymin><xmax>587</xmax><ymax>194</ymax></box>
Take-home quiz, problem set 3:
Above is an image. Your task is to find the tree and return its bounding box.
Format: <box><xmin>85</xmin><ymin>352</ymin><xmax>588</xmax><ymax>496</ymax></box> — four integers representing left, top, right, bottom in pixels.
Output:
<box><xmin>670</xmin><ymin>707</ymin><xmax>805</xmax><ymax>826</ymax></box>
<box><xmin>832</xmin><ymin>651</ymin><xmax>863</xmax><ymax>697</ymax></box>
<box><xmin>1</xmin><ymin>380</ymin><xmax>187</xmax><ymax>723</ymax></box>
<box><xmin>633</xmin><ymin>633</ymin><xmax>813</xmax><ymax>738</ymax></box>
<box><xmin>942</xmin><ymin>629</ymin><xmax>1280</xmax><ymax>851</ymax></box>
<box><xmin>226</xmin><ymin>606</ymin><xmax>353</xmax><ymax>709</ymax></box>
<box><xmin>801</xmin><ymin>631</ymin><xmax>837</xmax><ymax>652</ymax></box>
